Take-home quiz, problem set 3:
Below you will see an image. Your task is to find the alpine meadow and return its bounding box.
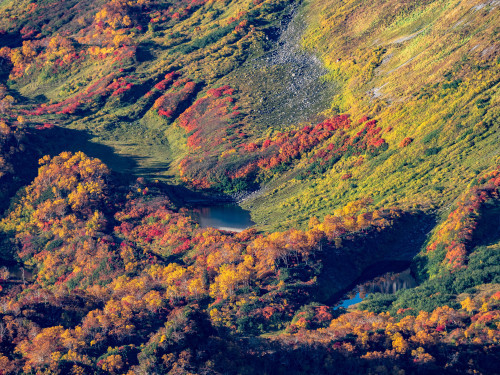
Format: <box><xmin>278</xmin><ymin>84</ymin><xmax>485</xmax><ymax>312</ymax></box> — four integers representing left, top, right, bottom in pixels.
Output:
<box><xmin>0</xmin><ymin>0</ymin><xmax>499</xmax><ymax>374</ymax></box>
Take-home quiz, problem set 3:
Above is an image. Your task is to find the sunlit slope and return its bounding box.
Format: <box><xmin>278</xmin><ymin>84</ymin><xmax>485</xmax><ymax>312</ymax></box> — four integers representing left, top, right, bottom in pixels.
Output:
<box><xmin>0</xmin><ymin>0</ymin><xmax>296</xmax><ymax>179</ymax></box>
<box><xmin>244</xmin><ymin>0</ymin><xmax>499</xmax><ymax>230</ymax></box>
<box><xmin>0</xmin><ymin>0</ymin><xmax>498</xmax><ymax>231</ymax></box>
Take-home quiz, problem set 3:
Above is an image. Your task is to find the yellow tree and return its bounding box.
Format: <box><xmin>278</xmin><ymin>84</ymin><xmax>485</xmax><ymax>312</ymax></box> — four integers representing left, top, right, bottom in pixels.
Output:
<box><xmin>460</xmin><ymin>297</ymin><xmax>477</xmax><ymax>314</ymax></box>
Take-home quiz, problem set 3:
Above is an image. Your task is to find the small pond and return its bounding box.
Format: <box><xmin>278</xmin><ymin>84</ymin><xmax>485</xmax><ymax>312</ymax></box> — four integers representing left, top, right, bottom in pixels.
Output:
<box><xmin>190</xmin><ymin>204</ymin><xmax>255</xmax><ymax>232</ymax></box>
<box><xmin>336</xmin><ymin>268</ymin><xmax>417</xmax><ymax>309</ymax></box>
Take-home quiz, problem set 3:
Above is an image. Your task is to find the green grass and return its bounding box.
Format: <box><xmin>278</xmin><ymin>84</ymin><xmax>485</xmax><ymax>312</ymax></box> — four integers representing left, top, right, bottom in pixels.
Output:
<box><xmin>240</xmin><ymin>0</ymin><xmax>499</xmax><ymax>230</ymax></box>
<box><xmin>2</xmin><ymin>0</ymin><xmax>498</xmax><ymax>233</ymax></box>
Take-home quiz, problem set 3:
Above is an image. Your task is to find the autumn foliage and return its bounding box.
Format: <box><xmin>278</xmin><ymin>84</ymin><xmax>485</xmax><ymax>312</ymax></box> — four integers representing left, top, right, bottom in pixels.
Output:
<box><xmin>178</xmin><ymin>99</ymin><xmax>389</xmax><ymax>192</ymax></box>
<box><xmin>0</xmin><ymin>0</ymin><xmax>498</xmax><ymax>373</ymax></box>
<box><xmin>425</xmin><ymin>166</ymin><xmax>500</xmax><ymax>273</ymax></box>
<box><xmin>0</xmin><ymin>152</ymin><xmax>434</xmax><ymax>374</ymax></box>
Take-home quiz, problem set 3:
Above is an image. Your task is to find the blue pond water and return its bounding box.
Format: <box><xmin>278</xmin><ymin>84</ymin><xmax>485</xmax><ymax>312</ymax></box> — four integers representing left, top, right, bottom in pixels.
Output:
<box><xmin>340</xmin><ymin>292</ymin><xmax>364</xmax><ymax>308</ymax></box>
<box><xmin>336</xmin><ymin>268</ymin><xmax>417</xmax><ymax>309</ymax></box>
<box><xmin>190</xmin><ymin>204</ymin><xmax>255</xmax><ymax>232</ymax></box>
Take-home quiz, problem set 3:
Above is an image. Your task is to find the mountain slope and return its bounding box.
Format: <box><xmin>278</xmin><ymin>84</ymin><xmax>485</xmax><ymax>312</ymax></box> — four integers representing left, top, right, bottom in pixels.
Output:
<box><xmin>0</xmin><ymin>0</ymin><xmax>497</xmax><ymax>231</ymax></box>
<box><xmin>0</xmin><ymin>0</ymin><xmax>498</xmax><ymax>374</ymax></box>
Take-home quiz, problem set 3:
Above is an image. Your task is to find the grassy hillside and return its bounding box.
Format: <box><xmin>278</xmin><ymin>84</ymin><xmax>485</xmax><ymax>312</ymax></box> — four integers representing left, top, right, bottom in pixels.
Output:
<box><xmin>0</xmin><ymin>0</ymin><xmax>498</xmax><ymax>374</ymax></box>
<box><xmin>0</xmin><ymin>0</ymin><xmax>497</xmax><ymax>231</ymax></box>
<box><xmin>244</xmin><ymin>0</ymin><xmax>499</xmax><ymax>230</ymax></box>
